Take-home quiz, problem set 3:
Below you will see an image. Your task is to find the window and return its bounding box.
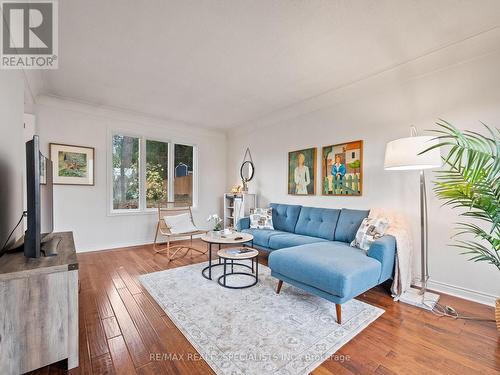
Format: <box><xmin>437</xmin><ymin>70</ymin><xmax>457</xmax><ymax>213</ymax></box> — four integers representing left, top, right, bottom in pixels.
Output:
<box><xmin>110</xmin><ymin>133</ymin><xmax>197</xmax><ymax>213</ymax></box>
<box><xmin>146</xmin><ymin>140</ymin><xmax>168</xmax><ymax>208</ymax></box>
<box><xmin>112</xmin><ymin>135</ymin><xmax>140</xmax><ymax>210</ymax></box>
<box><xmin>174</xmin><ymin>144</ymin><xmax>194</xmax><ymax>206</ymax></box>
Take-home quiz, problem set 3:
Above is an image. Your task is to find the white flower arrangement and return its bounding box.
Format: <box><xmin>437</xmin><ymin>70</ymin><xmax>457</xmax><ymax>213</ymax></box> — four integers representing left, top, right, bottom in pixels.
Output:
<box><xmin>207</xmin><ymin>214</ymin><xmax>223</xmax><ymax>231</ymax></box>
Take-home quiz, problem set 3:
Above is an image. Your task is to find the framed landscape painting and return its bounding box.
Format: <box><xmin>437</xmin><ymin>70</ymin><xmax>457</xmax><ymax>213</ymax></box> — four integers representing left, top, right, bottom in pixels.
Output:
<box><xmin>322</xmin><ymin>140</ymin><xmax>362</xmax><ymax>196</ymax></box>
<box><xmin>50</xmin><ymin>143</ymin><xmax>95</xmax><ymax>185</ymax></box>
<box><xmin>288</xmin><ymin>147</ymin><xmax>317</xmax><ymax>195</ymax></box>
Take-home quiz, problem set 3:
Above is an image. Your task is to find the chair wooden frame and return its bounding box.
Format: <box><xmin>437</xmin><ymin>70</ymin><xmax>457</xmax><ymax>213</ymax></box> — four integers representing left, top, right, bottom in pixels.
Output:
<box><xmin>153</xmin><ymin>203</ymin><xmax>207</xmax><ymax>262</ymax></box>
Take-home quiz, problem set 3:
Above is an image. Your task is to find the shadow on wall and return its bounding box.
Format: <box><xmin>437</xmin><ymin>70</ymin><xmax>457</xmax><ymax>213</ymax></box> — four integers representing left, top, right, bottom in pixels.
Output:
<box><xmin>0</xmin><ymin>156</ymin><xmax>17</xmax><ymax>250</ymax></box>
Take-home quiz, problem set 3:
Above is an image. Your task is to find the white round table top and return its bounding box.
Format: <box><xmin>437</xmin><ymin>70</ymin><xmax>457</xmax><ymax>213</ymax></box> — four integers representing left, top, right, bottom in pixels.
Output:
<box><xmin>200</xmin><ymin>231</ymin><xmax>254</xmax><ymax>244</ymax></box>
<box><xmin>217</xmin><ymin>247</ymin><xmax>259</xmax><ymax>260</ymax></box>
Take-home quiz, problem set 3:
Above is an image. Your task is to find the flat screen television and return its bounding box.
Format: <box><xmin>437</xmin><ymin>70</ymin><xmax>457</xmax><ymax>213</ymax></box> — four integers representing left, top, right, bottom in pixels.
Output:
<box><xmin>25</xmin><ymin>135</ymin><xmax>56</xmax><ymax>257</ymax></box>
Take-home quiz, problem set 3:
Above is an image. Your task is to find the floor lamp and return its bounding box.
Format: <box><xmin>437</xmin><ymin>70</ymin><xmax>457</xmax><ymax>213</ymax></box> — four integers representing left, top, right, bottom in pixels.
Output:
<box><xmin>384</xmin><ymin>127</ymin><xmax>442</xmax><ymax>310</ymax></box>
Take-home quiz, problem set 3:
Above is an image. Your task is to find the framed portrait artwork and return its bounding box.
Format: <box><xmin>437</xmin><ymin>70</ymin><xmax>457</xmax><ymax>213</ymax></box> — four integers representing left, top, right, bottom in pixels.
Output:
<box><xmin>322</xmin><ymin>140</ymin><xmax>363</xmax><ymax>196</ymax></box>
<box><xmin>49</xmin><ymin>143</ymin><xmax>95</xmax><ymax>185</ymax></box>
<box><xmin>288</xmin><ymin>147</ymin><xmax>317</xmax><ymax>195</ymax></box>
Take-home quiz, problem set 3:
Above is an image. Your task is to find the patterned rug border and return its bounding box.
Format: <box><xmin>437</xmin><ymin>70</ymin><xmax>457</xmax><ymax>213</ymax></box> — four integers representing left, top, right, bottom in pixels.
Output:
<box><xmin>139</xmin><ymin>261</ymin><xmax>384</xmax><ymax>375</ymax></box>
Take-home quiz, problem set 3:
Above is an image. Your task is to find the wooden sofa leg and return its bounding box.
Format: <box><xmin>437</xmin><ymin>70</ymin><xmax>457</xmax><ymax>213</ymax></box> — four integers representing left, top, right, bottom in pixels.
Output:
<box><xmin>276</xmin><ymin>280</ymin><xmax>283</xmax><ymax>294</ymax></box>
<box><xmin>336</xmin><ymin>304</ymin><xmax>342</xmax><ymax>324</ymax></box>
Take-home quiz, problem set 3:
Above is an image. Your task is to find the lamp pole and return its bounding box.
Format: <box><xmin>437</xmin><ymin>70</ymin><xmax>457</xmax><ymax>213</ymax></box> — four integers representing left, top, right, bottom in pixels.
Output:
<box><xmin>384</xmin><ymin>126</ymin><xmax>441</xmax><ymax>307</ymax></box>
<box><xmin>419</xmin><ymin>169</ymin><xmax>429</xmax><ymax>295</ymax></box>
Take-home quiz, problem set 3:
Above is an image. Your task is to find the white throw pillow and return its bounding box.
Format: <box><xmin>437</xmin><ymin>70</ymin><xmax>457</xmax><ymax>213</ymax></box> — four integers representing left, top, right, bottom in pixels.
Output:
<box><xmin>164</xmin><ymin>213</ymin><xmax>197</xmax><ymax>234</ymax></box>
<box><xmin>351</xmin><ymin>217</ymin><xmax>389</xmax><ymax>251</ymax></box>
<box><xmin>249</xmin><ymin>208</ymin><xmax>274</xmax><ymax>230</ymax></box>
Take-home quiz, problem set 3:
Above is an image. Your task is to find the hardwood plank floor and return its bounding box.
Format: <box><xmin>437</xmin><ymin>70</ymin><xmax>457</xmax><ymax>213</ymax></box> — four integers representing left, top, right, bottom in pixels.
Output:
<box><xmin>29</xmin><ymin>239</ymin><xmax>499</xmax><ymax>375</ymax></box>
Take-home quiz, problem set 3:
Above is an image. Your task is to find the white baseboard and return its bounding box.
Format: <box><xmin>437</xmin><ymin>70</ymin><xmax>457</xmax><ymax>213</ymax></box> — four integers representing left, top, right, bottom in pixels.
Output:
<box><xmin>412</xmin><ymin>278</ymin><xmax>497</xmax><ymax>307</ymax></box>
<box><xmin>77</xmin><ymin>239</ymin><xmax>154</xmax><ymax>253</ymax></box>
<box><xmin>76</xmin><ymin>234</ymin><xmax>206</xmax><ymax>253</ymax></box>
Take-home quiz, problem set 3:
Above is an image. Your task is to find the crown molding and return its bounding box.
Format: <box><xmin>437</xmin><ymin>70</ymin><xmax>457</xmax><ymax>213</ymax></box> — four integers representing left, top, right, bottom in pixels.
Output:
<box><xmin>228</xmin><ymin>26</ymin><xmax>500</xmax><ymax>137</ymax></box>
<box><xmin>35</xmin><ymin>94</ymin><xmax>227</xmax><ymax>138</ymax></box>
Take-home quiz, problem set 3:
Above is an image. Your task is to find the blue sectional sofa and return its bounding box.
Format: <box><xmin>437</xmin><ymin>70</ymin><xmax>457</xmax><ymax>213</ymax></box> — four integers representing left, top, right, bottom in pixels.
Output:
<box><xmin>237</xmin><ymin>203</ymin><xmax>396</xmax><ymax>324</ymax></box>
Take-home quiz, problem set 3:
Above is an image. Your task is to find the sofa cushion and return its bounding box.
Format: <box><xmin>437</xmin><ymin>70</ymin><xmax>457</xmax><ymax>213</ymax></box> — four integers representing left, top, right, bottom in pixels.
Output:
<box><xmin>294</xmin><ymin>207</ymin><xmax>341</xmax><ymax>240</ymax></box>
<box><xmin>270</xmin><ymin>203</ymin><xmax>302</xmax><ymax>232</ymax></box>
<box><xmin>241</xmin><ymin>228</ymin><xmax>286</xmax><ymax>248</ymax></box>
<box><xmin>268</xmin><ymin>242</ymin><xmax>381</xmax><ymax>299</ymax></box>
<box><xmin>268</xmin><ymin>233</ymin><xmax>328</xmax><ymax>249</ymax></box>
<box><xmin>249</xmin><ymin>208</ymin><xmax>274</xmax><ymax>230</ymax></box>
<box><xmin>351</xmin><ymin>217</ymin><xmax>389</xmax><ymax>251</ymax></box>
<box><xmin>334</xmin><ymin>208</ymin><xmax>370</xmax><ymax>243</ymax></box>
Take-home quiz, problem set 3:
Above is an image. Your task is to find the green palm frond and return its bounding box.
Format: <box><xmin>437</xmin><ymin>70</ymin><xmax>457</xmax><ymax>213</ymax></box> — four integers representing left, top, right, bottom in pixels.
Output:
<box><xmin>422</xmin><ymin>120</ymin><xmax>500</xmax><ymax>272</ymax></box>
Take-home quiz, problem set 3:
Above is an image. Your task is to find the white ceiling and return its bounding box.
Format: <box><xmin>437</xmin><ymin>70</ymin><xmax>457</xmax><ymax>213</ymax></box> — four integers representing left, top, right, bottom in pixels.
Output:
<box><xmin>40</xmin><ymin>0</ymin><xmax>500</xmax><ymax>129</ymax></box>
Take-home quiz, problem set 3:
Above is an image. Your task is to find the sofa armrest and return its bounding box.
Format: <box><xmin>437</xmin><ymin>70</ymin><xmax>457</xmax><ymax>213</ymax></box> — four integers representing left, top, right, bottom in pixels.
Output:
<box><xmin>367</xmin><ymin>235</ymin><xmax>396</xmax><ymax>283</ymax></box>
<box><xmin>236</xmin><ymin>217</ymin><xmax>250</xmax><ymax>231</ymax></box>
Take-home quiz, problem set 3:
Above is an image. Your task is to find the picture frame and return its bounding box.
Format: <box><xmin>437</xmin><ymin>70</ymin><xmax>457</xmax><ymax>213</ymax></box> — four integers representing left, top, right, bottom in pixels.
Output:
<box><xmin>49</xmin><ymin>143</ymin><xmax>95</xmax><ymax>186</ymax></box>
<box><xmin>40</xmin><ymin>154</ymin><xmax>47</xmax><ymax>185</ymax></box>
<box><xmin>288</xmin><ymin>147</ymin><xmax>317</xmax><ymax>195</ymax></box>
<box><xmin>321</xmin><ymin>140</ymin><xmax>363</xmax><ymax>196</ymax></box>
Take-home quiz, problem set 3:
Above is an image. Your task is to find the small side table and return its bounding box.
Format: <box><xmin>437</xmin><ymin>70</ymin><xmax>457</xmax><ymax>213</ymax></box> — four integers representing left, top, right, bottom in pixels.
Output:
<box><xmin>200</xmin><ymin>232</ymin><xmax>254</xmax><ymax>280</ymax></box>
<box><xmin>217</xmin><ymin>247</ymin><xmax>259</xmax><ymax>289</ymax></box>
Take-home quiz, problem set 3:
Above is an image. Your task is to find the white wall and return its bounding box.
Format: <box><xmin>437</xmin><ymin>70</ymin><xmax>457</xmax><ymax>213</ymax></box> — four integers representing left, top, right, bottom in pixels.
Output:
<box><xmin>36</xmin><ymin>96</ymin><xmax>227</xmax><ymax>252</ymax></box>
<box><xmin>0</xmin><ymin>71</ymin><xmax>25</xmax><ymax>249</ymax></box>
<box><xmin>227</xmin><ymin>51</ymin><xmax>500</xmax><ymax>305</ymax></box>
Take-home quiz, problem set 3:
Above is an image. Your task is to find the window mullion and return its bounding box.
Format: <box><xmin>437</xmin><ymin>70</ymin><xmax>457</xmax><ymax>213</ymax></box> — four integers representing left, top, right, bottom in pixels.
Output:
<box><xmin>168</xmin><ymin>142</ymin><xmax>174</xmax><ymax>202</ymax></box>
<box><xmin>193</xmin><ymin>145</ymin><xmax>198</xmax><ymax>208</ymax></box>
<box><xmin>140</xmin><ymin>137</ymin><xmax>146</xmax><ymax>211</ymax></box>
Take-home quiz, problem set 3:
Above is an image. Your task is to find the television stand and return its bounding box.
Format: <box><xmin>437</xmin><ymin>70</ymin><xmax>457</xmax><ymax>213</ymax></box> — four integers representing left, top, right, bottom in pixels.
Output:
<box><xmin>0</xmin><ymin>232</ymin><xmax>78</xmax><ymax>374</ymax></box>
<box><xmin>41</xmin><ymin>237</ymin><xmax>61</xmax><ymax>256</ymax></box>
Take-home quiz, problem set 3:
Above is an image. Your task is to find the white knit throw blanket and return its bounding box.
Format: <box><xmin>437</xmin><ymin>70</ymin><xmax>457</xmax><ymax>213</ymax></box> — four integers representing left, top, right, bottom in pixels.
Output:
<box><xmin>369</xmin><ymin>208</ymin><xmax>413</xmax><ymax>299</ymax></box>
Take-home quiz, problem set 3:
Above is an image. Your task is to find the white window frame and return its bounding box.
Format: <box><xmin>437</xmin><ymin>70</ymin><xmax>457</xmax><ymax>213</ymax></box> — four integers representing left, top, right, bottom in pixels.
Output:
<box><xmin>144</xmin><ymin>137</ymin><xmax>171</xmax><ymax>211</ymax></box>
<box><xmin>172</xmin><ymin>141</ymin><xmax>199</xmax><ymax>211</ymax></box>
<box><xmin>108</xmin><ymin>130</ymin><xmax>198</xmax><ymax>216</ymax></box>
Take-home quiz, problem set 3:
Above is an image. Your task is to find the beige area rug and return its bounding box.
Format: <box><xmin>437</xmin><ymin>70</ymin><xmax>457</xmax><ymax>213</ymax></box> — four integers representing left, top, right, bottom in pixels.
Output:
<box><xmin>139</xmin><ymin>261</ymin><xmax>383</xmax><ymax>375</ymax></box>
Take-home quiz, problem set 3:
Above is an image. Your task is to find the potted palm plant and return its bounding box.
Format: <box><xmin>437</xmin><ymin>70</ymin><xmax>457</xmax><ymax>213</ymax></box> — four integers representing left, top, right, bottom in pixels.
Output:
<box><xmin>423</xmin><ymin>120</ymin><xmax>499</xmax><ymax>332</ymax></box>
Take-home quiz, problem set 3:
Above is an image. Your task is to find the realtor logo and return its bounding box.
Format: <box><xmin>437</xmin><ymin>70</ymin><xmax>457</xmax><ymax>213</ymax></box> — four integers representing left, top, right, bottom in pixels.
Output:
<box><xmin>1</xmin><ymin>0</ymin><xmax>58</xmax><ymax>69</ymax></box>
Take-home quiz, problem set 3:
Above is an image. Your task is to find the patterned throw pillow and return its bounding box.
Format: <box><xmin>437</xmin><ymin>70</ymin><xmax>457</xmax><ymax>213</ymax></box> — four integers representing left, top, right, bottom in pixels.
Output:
<box><xmin>351</xmin><ymin>217</ymin><xmax>389</xmax><ymax>251</ymax></box>
<box><xmin>249</xmin><ymin>208</ymin><xmax>274</xmax><ymax>230</ymax></box>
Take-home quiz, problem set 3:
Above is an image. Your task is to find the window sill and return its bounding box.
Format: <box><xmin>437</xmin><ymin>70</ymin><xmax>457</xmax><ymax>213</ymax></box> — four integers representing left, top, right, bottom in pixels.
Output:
<box><xmin>107</xmin><ymin>210</ymin><xmax>157</xmax><ymax>217</ymax></box>
<box><xmin>107</xmin><ymin>206</ymin><xmax>199</xmax><ymax>217</ymax></box>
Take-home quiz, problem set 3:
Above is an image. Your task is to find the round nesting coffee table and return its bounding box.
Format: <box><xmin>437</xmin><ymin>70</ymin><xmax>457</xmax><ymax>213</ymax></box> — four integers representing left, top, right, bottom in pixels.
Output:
<box><xmin>200</xmin><ymin>232</ymin><xmax>254</xmax><ymax>280</ymax></box>
<box><xmin>217</xmin><ymin>247</ymin><xmax>259</xmax><ymax>289</ymax></box>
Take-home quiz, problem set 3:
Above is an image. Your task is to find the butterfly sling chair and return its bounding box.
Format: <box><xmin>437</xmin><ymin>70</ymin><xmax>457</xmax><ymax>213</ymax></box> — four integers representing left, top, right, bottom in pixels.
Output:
<box><xmin>153</xmin><ymin>203</ymin><xmax>207</xmax><ymax>262</ymax></box>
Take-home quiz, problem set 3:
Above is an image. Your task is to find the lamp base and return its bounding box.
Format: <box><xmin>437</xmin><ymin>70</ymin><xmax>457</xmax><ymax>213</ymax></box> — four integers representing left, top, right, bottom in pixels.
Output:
<box><xmin>398</xmin><ymin>287</ymin><xmax>440</xmax><ymax>311</ymax></box>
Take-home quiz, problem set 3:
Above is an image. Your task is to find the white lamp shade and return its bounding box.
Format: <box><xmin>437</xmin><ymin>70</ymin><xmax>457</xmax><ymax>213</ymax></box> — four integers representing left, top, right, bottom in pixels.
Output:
<box><xmin>384</xmin><ymin>136</ymin><xmax>442</xmax><ymax>170</ymax></box>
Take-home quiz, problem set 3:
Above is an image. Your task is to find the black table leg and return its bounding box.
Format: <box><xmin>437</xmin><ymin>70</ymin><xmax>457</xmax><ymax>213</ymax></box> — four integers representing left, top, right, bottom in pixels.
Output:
<box><xmin>255</xmin><ymin>255</ymin><xmax>259</xmax><ymax>283</ymax></box>
<box><xmin>208</xmin><ymin>243</ymin><xmax>212</xmax><ymax>280</ymax></box>
<box><xmin>223</xmin><ymin>259</ymin><xmax>227</xmax><ymax>286</ymax></box>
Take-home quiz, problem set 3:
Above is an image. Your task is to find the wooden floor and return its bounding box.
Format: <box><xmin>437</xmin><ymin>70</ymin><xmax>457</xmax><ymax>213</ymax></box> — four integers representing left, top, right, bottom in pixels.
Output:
<box><xmin>31</xmin><ymin>239</ymin><xmax>499</xmax><ymax>375</ymax></box>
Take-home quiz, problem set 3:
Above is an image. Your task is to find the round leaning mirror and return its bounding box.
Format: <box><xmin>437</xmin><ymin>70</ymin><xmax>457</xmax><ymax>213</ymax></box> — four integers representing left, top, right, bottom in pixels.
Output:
<box><xmin>240</xmin><ymin>161</ymin><xmax>255</xmax><ymax>182</ymax></box>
